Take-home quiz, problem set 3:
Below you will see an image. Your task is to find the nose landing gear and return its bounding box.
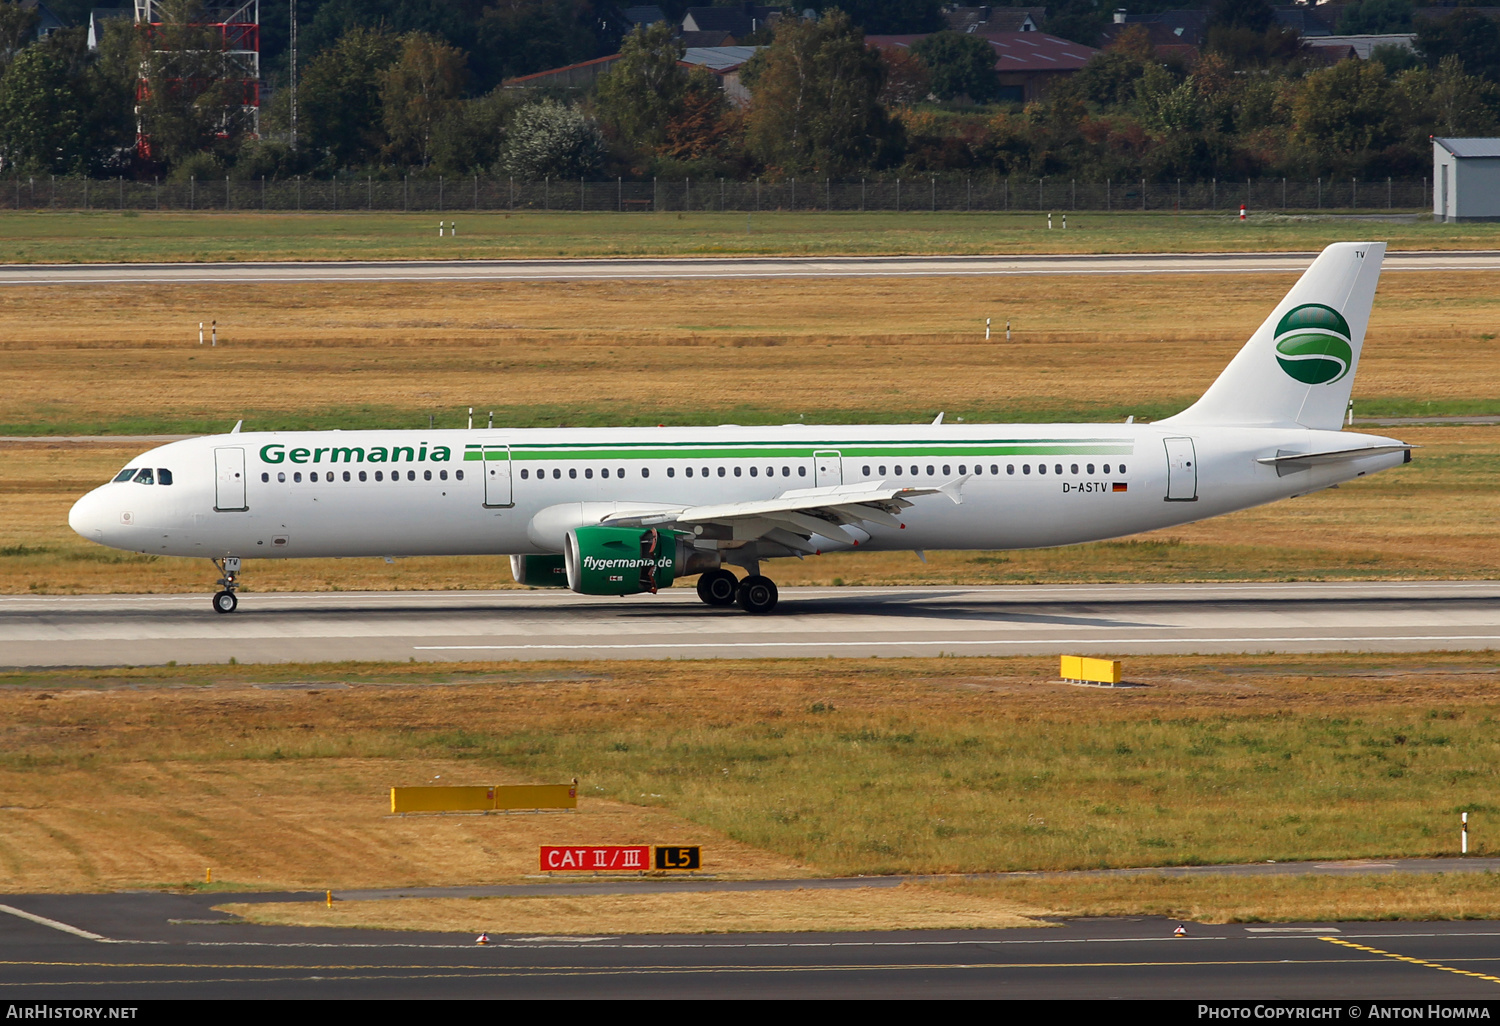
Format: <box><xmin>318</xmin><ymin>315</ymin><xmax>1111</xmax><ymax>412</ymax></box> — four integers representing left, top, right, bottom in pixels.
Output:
<box><xmin>211</xmin><ymin>556</ymin><xmax>241</xmax><ymax>614</ymax></box>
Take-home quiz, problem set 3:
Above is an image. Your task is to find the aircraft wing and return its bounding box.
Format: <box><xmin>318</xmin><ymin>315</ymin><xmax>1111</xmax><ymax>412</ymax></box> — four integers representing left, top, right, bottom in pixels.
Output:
<box><xmin>599</xmin><ymin>479</ymin><xmax>969</xmax><ymax>553</ymax></box>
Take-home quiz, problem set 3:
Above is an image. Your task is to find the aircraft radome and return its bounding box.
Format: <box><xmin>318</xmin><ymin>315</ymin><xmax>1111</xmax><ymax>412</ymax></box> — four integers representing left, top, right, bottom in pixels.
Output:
<box><xmin>69</xmin><ymin>242</ymin><xmax>1410</xmax><ymax>615</ymax></box>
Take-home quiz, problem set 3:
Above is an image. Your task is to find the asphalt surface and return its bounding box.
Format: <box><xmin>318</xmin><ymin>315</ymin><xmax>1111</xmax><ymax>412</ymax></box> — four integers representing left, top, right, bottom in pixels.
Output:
<box><xmin>2</xmin><ymin>250</ymin><xmax>1500</xmax><ymax>286</ymax></box>
<box><xmin>3</xmin><ymin>581</ymin><xmax>1499</xmax><ymax>667</ymax></box>
<box><xmin>2</xmin><ymin>891</ymin><xmax>1499</xmax><ymax>998</ymax></box>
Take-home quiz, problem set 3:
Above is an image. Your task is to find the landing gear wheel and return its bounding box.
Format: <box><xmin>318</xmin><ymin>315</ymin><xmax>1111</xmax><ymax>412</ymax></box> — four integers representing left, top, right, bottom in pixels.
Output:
<box><xmin>696</xmin><ymin>569</ymin><xmax>739</xmax><ymax>607</ymax></box>
<box><xmin>212</xmin><ymin>590</ymin><xmax>238</xmax><ymax>614</ymax></box>
<box><xmin>736</xmin><ymin>575</ymin><xmax>778</xmax><ymax>614</ymax></box>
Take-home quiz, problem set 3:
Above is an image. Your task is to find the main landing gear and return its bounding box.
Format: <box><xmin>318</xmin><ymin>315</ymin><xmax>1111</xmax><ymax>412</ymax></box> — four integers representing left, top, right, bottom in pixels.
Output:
<box><xmin>210</xmin><ymin>556</ymin><xmax>241</xmax><ymax>614</ymax></box>
<box><xmin>695</xmin><ymin>568</ymin><xmax>779</xmax><ymax>614</ymax></box>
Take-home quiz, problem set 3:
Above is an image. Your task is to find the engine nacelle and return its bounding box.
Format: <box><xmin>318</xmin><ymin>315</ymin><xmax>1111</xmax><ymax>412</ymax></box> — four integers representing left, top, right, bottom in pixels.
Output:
<box><xmin>509</xmin><ymin>554</ymin><xmax>568</xmax><ymax>587</ymax></box>
<box><xmin>563</xmin><ymin>526</ymin><xmax>718</xmax><ymax>595</ymax></box>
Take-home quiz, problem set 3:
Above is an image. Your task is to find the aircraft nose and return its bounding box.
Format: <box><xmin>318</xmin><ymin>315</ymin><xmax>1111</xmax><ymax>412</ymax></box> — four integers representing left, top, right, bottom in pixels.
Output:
<box><xmin>68</xmin><ymin>488</ymin><xmax>107</xmax><ymax>541</ymax></box>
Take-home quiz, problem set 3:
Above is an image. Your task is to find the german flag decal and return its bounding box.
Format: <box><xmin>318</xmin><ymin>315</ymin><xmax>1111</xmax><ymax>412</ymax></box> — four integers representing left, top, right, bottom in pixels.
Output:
<box><xmin>1112</xmin><ymin>482</ymin><xmax>1128</xmax><ymax>492</ymax></box>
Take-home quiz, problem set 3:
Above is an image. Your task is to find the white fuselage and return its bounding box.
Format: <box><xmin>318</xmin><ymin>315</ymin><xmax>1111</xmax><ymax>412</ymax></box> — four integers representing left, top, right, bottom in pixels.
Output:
<box><xmin>68</xmin><ymin>422</ymin><xmax>1409</xmax><ymax>562</ymax></box>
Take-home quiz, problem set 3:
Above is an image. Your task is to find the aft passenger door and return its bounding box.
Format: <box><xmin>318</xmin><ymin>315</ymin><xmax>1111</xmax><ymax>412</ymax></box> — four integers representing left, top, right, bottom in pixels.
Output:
<box><xmin>1164</xmin><ymin>437</ymin><xmax>1198</xmax><ymax>502</ymax></box>
<box><xmin>482</xmin><ymin>445</ymin><xmax>513</xmax><ymax>508</ymax></box>
<box><xmin>214</xmin><ymin>447</ymin><xmax>247</xmax><ymax>512</ymax></box>
<box><xmin>813</xmin><ymin>450</ymin><xmax>842</xmax><ymax>487</ymax></box>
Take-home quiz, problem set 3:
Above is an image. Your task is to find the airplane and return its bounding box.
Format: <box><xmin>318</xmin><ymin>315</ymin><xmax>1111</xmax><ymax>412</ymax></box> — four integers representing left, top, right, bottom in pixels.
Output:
<box><xmin>68</xmin><ymin>242</ymin><xmax>1410</xmax><ymax>615</ymax></box>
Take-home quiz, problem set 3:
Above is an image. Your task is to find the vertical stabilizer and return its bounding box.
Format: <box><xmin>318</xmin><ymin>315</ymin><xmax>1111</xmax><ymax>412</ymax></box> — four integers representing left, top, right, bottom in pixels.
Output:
<box><xmin>1159</xmin><ymin>242</ymin><xmax>1385</xmax><ymax>430</ymax></box>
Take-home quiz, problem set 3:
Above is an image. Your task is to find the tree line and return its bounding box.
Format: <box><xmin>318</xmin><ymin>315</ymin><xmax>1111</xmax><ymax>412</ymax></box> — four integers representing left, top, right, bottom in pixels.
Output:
<box><xmin>0</xmin><ymin>0</ymin><xmax>1496</xmax><ymax>184</ymax></box>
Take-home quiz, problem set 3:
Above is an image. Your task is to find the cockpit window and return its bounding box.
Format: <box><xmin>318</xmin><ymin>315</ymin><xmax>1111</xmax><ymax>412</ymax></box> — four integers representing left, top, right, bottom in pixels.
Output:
<box><xmin>158</xmin><ymin>468</ymin><xmax>173</xmax><ymax>486</ymax></box>
<box><xmin>113</xmin><ymin>468</ymin><xmax>137</xmax><ymax>482</ymax></box>
<box><xmin>133</xmin><ymin>468</ymin><xmax>154</xmax><ymax>485</ymax></box>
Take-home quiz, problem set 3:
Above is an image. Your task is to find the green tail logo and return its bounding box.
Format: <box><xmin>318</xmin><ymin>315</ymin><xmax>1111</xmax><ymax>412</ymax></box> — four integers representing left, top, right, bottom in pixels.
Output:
<box><xmin>1274</xmin><ymin>304</ymin><xmax>1353</xmax><ymax>385</ymax></box>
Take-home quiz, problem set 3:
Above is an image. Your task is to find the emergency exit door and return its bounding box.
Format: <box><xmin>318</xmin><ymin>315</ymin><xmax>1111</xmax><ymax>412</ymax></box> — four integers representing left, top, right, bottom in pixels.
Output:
<box><xmin>814</xmin><ymin>450</ymin><xmax>842</xmax><ymax>487</ymax></box>
<box><xmin>482</xmin><ymin>445</ymin><xmax>513</xmax><ymax>507</ymax></box>
<box><xmin>1164</xmin><ymin>437</ymin><xmax>1198</xmax><ymax>501</ymax></box>
<box><xmin>214</xmin><ymin>447</ymin><xmax>247</xmax><ymax>512</ymax></box>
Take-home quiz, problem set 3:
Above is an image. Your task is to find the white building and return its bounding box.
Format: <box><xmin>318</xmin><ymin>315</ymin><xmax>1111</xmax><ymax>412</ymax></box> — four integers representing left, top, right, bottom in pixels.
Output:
<box><xmin>1433</xmin><ymin>138</ymin><xmax>1500</xmax><ymax>222</ymax></box>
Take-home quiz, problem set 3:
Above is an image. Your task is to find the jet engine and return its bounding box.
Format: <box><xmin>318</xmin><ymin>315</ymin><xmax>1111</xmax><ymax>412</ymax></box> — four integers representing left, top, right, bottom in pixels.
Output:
<box><xmin>563</xmin><ymin>525</ymin><xmax>718</xmax><ymax>596</ymax></box>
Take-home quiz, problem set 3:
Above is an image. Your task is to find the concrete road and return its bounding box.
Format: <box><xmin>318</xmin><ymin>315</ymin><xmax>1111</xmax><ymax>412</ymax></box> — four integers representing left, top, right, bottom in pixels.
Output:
<box><xmin>2</xmin><ymin>892</ymin><xmax>1499</xmax><ymax>998</ymax></box>
<box><xmin>3</xmin><ymin>581</ymin><xmax>1498</xmax><ymax>667</ymax></box>
<box><xmin>2</xmin><ymin>250</ymin><xmax>1499</xmax><ymax>286</ymax></box>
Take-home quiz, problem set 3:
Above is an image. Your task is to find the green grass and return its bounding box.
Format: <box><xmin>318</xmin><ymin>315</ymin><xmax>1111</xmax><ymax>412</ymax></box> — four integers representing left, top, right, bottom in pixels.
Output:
<box><xmin>3</xmin><ymin>210</ymin><xmax>1497</xmax><ymax>264</ymax></box>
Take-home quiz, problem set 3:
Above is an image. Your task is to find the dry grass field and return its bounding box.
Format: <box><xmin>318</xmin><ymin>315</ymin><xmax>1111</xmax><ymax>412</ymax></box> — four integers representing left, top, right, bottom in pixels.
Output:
<box><xmin>1</xmin><ymin>272</ymin><xmax>1497</xmax><ymax>435</ymax></box>
<box><xmin>5</xmin><ymin>211</ymin><xmax>1500</xmax><ymax>265</ymax></box>
<box><xmin>221</xmin><ymin>873</ymin><xmax>1500</xmax><ymax>933</ymax></box>
<box><xmin>2</xmin><ymin>655</ymin><xmax>1498</xmax><ymax>904</ymax></box>
<box><xmin>221</xmin><ymin>885</ymin><xmax>1051</xmax><ymax>935</ymax></box>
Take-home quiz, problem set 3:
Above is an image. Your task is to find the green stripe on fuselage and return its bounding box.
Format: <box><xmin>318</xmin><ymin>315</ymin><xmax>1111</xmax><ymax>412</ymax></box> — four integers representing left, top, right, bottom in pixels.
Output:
<box><xmin>462</xmin><ymin>439</ymin><xmax>1134</xmax><ymax>462</ymax></box>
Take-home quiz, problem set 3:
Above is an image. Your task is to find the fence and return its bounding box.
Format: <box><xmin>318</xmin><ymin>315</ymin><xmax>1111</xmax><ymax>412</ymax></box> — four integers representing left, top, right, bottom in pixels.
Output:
<box><xmin>4</xmin><ymin>175</ymin><xmax>1432</xmax><ymax>213</ymax></box>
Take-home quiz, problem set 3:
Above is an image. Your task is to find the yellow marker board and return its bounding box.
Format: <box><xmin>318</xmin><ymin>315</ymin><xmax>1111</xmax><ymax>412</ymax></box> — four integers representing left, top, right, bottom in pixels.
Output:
<box><xmin>1060</xmin><ymin>655</ymin><xmax>1122</xmax><ymax>685</ymax></box>
<box><xmin>391</xmin><ymin>783</ymin><xmax>578</xmax><ymax>814</ymax></box>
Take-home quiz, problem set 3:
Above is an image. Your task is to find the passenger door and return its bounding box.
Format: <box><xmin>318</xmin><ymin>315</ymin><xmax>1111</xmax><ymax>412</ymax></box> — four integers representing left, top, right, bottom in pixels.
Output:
<box><xmin>214</xmin><ymin>447</ymin><xmax>247</xmax><ymax>512</ymax></box>
<box><xmin>1164</xmin><ymin>437</ymin><xmax>1198</xmax><ymax>502</ymax></box>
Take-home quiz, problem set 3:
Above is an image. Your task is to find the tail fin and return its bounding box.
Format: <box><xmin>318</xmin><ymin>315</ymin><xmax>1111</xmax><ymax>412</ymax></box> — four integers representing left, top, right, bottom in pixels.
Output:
<box><xmin>1159</xmin><ymin>242</ymin><xmax>1385</xmax><ymax>430</ymax></box>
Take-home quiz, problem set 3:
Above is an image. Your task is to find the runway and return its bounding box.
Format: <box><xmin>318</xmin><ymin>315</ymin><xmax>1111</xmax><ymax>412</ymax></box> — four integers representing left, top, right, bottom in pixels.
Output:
<box><xmin>2</xmin><ymin>891</ymin><xmax>1498</xmax><ymax>998</ymax></box>
<box><xmin>3</xmin><ymin>581</ymin><xmax>1498</xmax><ymax>667</ymax></box>
<box><xmin>2</xmin><ymin>250</ymin><xmax>1499</xmax><ymax>285</ymax></box>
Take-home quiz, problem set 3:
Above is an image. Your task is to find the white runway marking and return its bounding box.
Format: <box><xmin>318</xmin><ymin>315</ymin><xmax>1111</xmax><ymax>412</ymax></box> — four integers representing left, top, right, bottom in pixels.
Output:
<box><xmin>0</xmin><ymin>904</ymin><xmax>111</xmax><ymax>942</ymax></box>
<box><xmin>415</xmin><ymin>634</ymin><xmax>1500</xmax><ymax>652</ymax></box>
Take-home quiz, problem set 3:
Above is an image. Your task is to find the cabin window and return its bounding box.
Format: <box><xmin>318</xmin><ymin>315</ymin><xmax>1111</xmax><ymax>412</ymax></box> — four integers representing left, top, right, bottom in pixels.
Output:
<box><xmin>958</xmin><ymin>465</ymin><xmax>966</xmax><ymax>475</ymax></box>
<box><xmin>642</xmin><ymin>468</ymin><xmax>650</xmax><ymax>478</ymax></box>
<box><xmin>718</xmin><ymin>467</ymin><xmax>726</xmax><ymax>477</ymax></box>
<box><xmin>667</xmin><ymin>467</ymin><xmax>675</xmax><ymax>478</ymax></box>
<box><xmin>798</xmin><ymin>466</ymin><xmax>807</xmax><ymax>477</ymax></box>
<box><xmin>133</xmin><ymin>468</ymin><xmax>154</xmax><ymax>485</ymax></box>
<box><xmin>863</xmin><ymin>465</ymin><xmax>871</xmax><ymax>476</ymax></box>
<box><xmin>520</xmin><ymin>469</ymin><xmax>528</xmax><ymax>479</ymax></box>
<box><xmin>551</xmin><ymin>469</ymin><xmax>560</xmax><ymax>479</ymax></box>
<box><xmin>766</xmin><ymin>466</ymin><xmax>775</xmax><ymax>477</ymax></box>
<box><xmin>569</xmin><ymin>468</ymin><xmax>577</xmax><ymax>479</ymax></box>
<box><xmin>1022</xmin><ymin>465</ymin><xmax>1030</xmax><ymax>475</ymax></box>
<box><xmin>585</xmin><ymin>468</ymin><xmax>593</xmax><ymax>479</ymax></box>
<box><xmin>942</xmin><ymin>465</ymin><xmax>950</xmax><ymax>476</ymax></box>
<box><xmin>782</xmin><ymin>466</ymin><xmax>790</xmax><ymax>476</ymax></box>
<box><xmin>1103</xmin><ymin>464</ymin><xmax>1111</xmax><ymax>474</ymax></box>
<box><xmin>359</xmin><ymin>471</ymin><xmax>367</xmax><ymax>482</ymax></box>
<box><xmin>733</xmin><ymin>466</ymin><xmax>742</xmax><ymax>477</ymax></box>
<box><xmin>455</xmin><ymin>470</ymin><xmax>464</xmax><ymax>481</ymax></box>
<box><xmin>602</xmin><ymin>468</ymin><xmax>610</xmax><ymax>479</ymax></box>
<box><xmin>407</xmin><ymin>470</ymin><xmax>416</xmax><ymax>481</ymax></box>
<box><xmin>702</xmin><ymin>467</ymin><xmax>710</xmax><ymax>478</ymax></box>
<box><xmin>685</xmin><ymin>467</ymin><xmax>693</xmax><ymax>478</ymax></box>
<box><xmin>294</xmin><ymin>472</ymin><xmax>302</xmax><ymax>483</ymax></box>
<box><xmin>992</xmin><ymin>465</ymin><xmax>1000</xmax><ymax>475</ymax></box>
<box><xmin>619</xmin><ymin>468</ymin><xmax>626</xmax><ymax>478</ymax></box>
<box><xmin>1054</xmin><ymin>464</ymin><xmax>1062</xmax><ymax>475</ymax></box>
<box><xmin>374</xmin><ymin>471</ymin><xmax>383</xmax><ymax>481</ymax></box>
<box><xmin>343</xmin><ymin>471</ymin><xmax>351</xmax><ymax>482</ymax></box>
<box><xmin>113</xmin><ymin>468</ymin><xmax>137</xmax><ymax>482</ymax></box>
<box><xmin>1120</xmin><ymin>463</ymin><xmax>1128</xmax><ymax>473</ymax></box>
<box><xmin>893</xmin><ymin>465</ymin><xmax>902</xmax><ymax>476</ymax></box>
<box><xmin>424</xmin><ymin>470</ymin><xmax>432</xmax><ymax>481</ymax></box>
<box><xmin>310</xmin><ymin>472</ymin><xmax>319</xmax><ymax>482</ymax></box>
<box><xmin>1038</xmin><ymin>464</ymin><xmax>1047</xmax><ymax>475</ymax></box>
<box><xmin>261</xmin><ymin>472</ymin><xmax>269</xmax><ymax>483</ymax></box>
<box><xmin>440</xmin><ymin>470</ymin><xmax>448</xmax><ymax>481</ymax></box>
<box><xmin>158</xmin><ymin>469</ymin><xmax>173</xmax><ymax>485</ymax></box>
<box><xmin>1087</xmin><ymin>463</ymin><xmax>1095</xmax><ymax>474</ymax></box>
<box><xmin>277</xmin><ymin>472</ymin><xmax>286</xmax><ymax>483</ymax></box>
<box><xmin>878</xmin><ymin>465</ymin><xmax>886</xmax><ymax>475</ymax></box>
<box><xmin>1071</xmin><ymin>464</ymin><xmax>1079</xmax><ymax>475</ymax></box>
<box><xmin>909</xmin><ymin>465</ymin><xmax>918</xmax><ymax>476</ymax></box>
<box><xmin>749</xmin><ymin>467</ymin><xmax>757</xmax><ymax>477</ymax></box>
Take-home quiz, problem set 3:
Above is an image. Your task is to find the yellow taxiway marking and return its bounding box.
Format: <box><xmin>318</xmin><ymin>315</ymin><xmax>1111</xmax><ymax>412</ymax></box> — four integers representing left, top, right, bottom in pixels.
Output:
<box><xmin>1321</xmin><ymin>937</ymin><xmax>1500</xmax><ymax>985</ymax></box>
